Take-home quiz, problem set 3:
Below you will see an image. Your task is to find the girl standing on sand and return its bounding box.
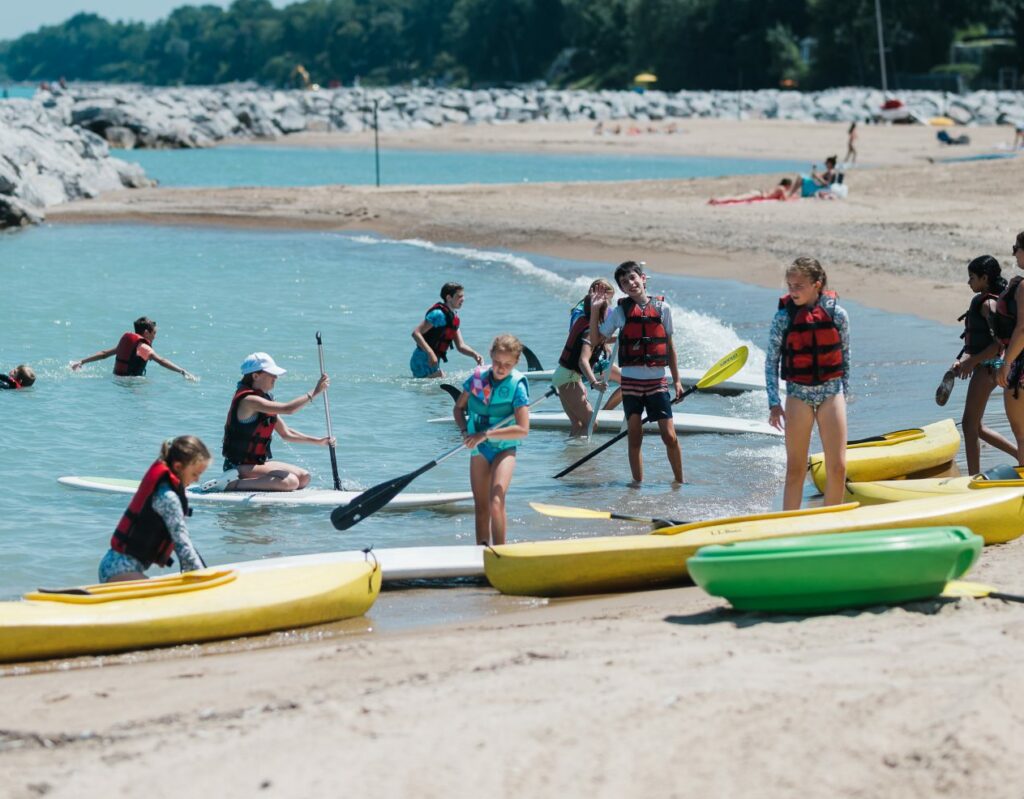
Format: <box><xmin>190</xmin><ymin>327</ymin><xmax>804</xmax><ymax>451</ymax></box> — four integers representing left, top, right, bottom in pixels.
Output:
<box><xmin>845</xmin><ymin>122</ymin><xmax>858</xmax><ymax>165</ymax></box>
<box><xmin>949</xmin><ymin>256</ymin><xmax>1018</xmax><ymax>474</ymax></box>
<box><xmin>766</xmin><ymin>257</ymin><xmax>850</xmax><ymax>508</ymax></box>
<box><xmin>994</xmin><ymin>232</ymin><xmax>1024</xmax><ymax>465</ymax></box>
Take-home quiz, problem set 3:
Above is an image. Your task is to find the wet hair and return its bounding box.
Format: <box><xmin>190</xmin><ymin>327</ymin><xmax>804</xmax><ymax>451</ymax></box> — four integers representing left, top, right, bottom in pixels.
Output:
<box><xmin>613</xmin><ymin>261</ymin><xmax>645</xmax><ymax>290</ymax></box>
<box><xmin>12</xmin><ymin>364</ymin><xmax>35</xmax><ymax>387</ymax></box>
<box><xmin>490</xmin><ymin>334</ymin><xmax>523</xmax><ymax>360</ymax></box>
<box><xmin>968</xmin><ymin>255</ymin><xmax>1006</xmax><ymax>294</ymax></box>
<box><xmin>786</xmin><ymin>256</ymin><xmax>828</xmax><ymax>291</ymax></box>
<box><xmin>159</xmin><ymin>435</ymin><xmax>211</xmax><ymax>469</ymax></box>
<box><xmin>779</xmin><ymin>178</ymin><xmax>793</xmax><ymax>188</ymax></box>
<box><xmin>133</xmin><ymin>316</ymin><xmax>156</xmax><ymax>335</ymax></box>
<box><xmin>582</xmin><ymin>278</ymin><xmax>615</xmax><ymax>316</ymax></box>
<box><xmin>440</xmin><ymin>282</ymin><xmax>463</xmax><ymax>303</ymax></box>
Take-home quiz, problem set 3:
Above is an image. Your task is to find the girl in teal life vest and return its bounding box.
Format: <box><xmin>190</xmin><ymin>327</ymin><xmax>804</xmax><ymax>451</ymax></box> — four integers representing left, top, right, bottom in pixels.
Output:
<box><xmin>453</xmin><ymin>334</ymin><xmax>531</xmax><ymax>545</ymax></box>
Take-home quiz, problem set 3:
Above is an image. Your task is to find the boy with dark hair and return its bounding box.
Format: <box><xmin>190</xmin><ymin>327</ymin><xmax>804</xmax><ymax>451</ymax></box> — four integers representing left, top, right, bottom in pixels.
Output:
<box><xmin>410</xmin><ymin>282</ymin><xmax>483</xmax><ymax>378</ymax></box>
<box><xmin>592</xmin><ymin>261</ymin><xmax>684</xmax><ymax>483</ymax></box>
<box><xmin>71</xmin><ymin>316</ymin><xmax>196</xmax><ymax>380</ymax></box>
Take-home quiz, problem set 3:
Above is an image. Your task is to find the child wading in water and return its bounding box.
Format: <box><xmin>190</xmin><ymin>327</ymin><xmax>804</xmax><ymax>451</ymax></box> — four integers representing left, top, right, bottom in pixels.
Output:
<box><xmin>410</xmin><ymin>282</ymin><xmax>484</xmax><ymax>378</ymax></box>
<box><xmin>454</xmin><ymin>335</ymin><xmax>531</xmax><ymax>545</ymax></box>
<box><xmin>0</xmin><ymin>364</ymin><xmax>35</xmax><ymax>389</ymax></box>
<box><xmin>592</xmin><ymin>261</ymin><xmax>684</xmax><ymax>483</ymax></box>
<box><xmin>71</xmin><ymin>316</ymin><xmax>196</xmax><ymax>380</ymax></box>
<box><xmin>99</xmin><ymin>436</ymin><xmax>210</xmax><ymax>583</ymax></box>
<box><xmin>950</xmin><ymin>255</ymin><xmax>1018</xmax><ymax>474</ymax></box>
<box><xmin>767</xmin><ymin>257</ymin><xmax>850</xmax><ymax>508</ymax></box>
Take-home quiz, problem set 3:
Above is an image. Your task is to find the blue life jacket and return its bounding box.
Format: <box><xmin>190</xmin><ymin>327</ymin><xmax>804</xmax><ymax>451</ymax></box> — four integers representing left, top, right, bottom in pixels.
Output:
<box><xmin>466</xmin><ymin>366</ymin><xmax>529</xmax><ymax>453</ymax></box>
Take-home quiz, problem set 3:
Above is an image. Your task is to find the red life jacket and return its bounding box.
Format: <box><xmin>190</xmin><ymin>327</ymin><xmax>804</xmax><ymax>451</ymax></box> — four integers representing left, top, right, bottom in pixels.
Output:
<box><xmin>558</xmin><ymin>314</ymin><xmax>602</xmax><ymax>373</ymax></box>
<box><xmin>222</xmin><ymin>387</ymin><xmax>277</xmax><ymax>465</ymax></box>
<box><xmin>113</xmin><ymin>332</ymin><xmax>148</xmax><ymax>376</ymax></box>
<box><xmin>0</xmin><ymin>374</ymin><xmax>21</xmax><ymax>390</ymax></box>
<box><xmin>422</xmin><ymin>303</ymin><xmax>460</xmax><ymax>362</ymax></box>
<box><xmin>617</xmin><ymin>296</ymin><xmax>669</xmax><ymax>368</ymax></box>
<box><xmin>995</xmin><ymin>276</ymin><xmax>1024</xmax><ymax>345</ymax></box>
<box><xmin>779</xmin><ymin>291</ymin><xmax>844</xmax><ymax>385</ymax></box>
<box><xmin>959</xmin><ymin>292</ymin><xmax>998</xmax><ymax>355</ymax></box>
<box><xmin>111</xmin><ymin>460</ymin><xmax>190</xmax><ymax>568</ymax></box>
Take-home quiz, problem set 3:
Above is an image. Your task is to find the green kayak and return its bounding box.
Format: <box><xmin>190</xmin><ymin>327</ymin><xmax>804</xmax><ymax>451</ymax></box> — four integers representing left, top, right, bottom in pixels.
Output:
<box><xmin>688</xmin><ymin>526</ymin><xmax>983</xmax><ymax>613</ymax></box>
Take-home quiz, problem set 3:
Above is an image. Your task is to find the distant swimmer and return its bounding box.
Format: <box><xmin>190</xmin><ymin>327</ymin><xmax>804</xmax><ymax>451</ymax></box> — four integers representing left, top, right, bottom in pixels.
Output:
<box><xmin>410</xmin><ymin>281</ymin><xmax>483</xmax><ymax>379</ymax></box>
<box><xmin>70</xmin><ymin>316</ymin><xmax>196</xmax><ymax>380</ymax></box>
<box><xmin>214</xmin><ymin>352</ymin><xmax>334</xmax><ymax>492</ymax></box>
<box><xmin>99</xmin><ymin>435</ymin><xmax>210</xmax><ymax>583</ymax></box>
<box><xmin>0</xmin><ymin>364</ymin><xmax>35</xmax><ymax>389</ymax></box>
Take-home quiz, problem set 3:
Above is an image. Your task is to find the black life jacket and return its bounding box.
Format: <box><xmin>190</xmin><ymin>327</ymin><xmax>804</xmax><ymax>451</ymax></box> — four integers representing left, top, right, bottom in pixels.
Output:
<box><xmin>959</xmin><ymin>292</ymin><xmax>998</xmax><ymax>355</ymax></box>
<box><xmin>0</xmin><ymin>374</ymin><xmax>20</xmax><ymax>390</ymax></box>
<box><xmin>995</xmin><ymin>276</ymin><xmax>1024</xmax><ymax>345</ymax></box>
<box><xmin>113</xmin><ymin>332</ymin><xmax>148</xmax><ymax>376</ymax></box>
<box><xmin>222</xmin><ymin>387</ymin><xmax>277</xmax><ymax>465</ymax></box>
<box><xmin>779</xmin><ymin>291</ymin><xmax>844</xmax><ymax>385</ymax></box>
<box><xmin>422</xmin><ymin>303</ymin><xmax>460</xmax><ymax>362</ymax></box>
<box><xmin>617</xmin><ymin>296</ymin><xmax>669</xmax><ymax>368</ymax></box>
<box><xmin>558</xmin><ymin>314</ymin><xmax>602</xmax><ymax>373</ymax></box>
<box><xmin>111</xmin><ymin>460</ymin><xmax>191</xmax><ymax>568</ymax></box>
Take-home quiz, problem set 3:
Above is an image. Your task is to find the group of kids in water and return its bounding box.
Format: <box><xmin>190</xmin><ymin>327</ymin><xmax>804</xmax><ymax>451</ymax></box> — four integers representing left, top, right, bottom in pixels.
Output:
<box><xmin>10</xmin><ymin>238</ymin><xmax>1024</xmax><ymax>586</ymax></box>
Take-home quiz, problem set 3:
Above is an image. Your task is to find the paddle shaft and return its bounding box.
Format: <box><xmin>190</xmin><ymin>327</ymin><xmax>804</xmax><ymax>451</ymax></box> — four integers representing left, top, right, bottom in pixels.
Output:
<box><xmin>554</xmin><ymin>385</ymin><xmax>695</xmax><ymax>479</ymax></box>
<box><xmin>316</xmin><ymin>331</ymin><xmax>342</xmax><ymax>491</ymax></box>
<box><xmin>586</xmin><ymin>340</ymin><xmax>617</xmax><ymax>440</ymax></box>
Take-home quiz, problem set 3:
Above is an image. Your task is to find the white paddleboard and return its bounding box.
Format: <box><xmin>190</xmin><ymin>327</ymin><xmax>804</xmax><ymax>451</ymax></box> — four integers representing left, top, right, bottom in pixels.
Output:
<box><xmin>57</xmin><ymin>476</ymin><xmax>473</xmax><ymax>511</ymax></box>
<box><xmin>429</xmin><ymin>410</ymin><xmax>781</xmax><ymax>437</ymax></box>
<box><xmin>523</xmin><ymin>367</ymin><xmax>766</xmax><ymax>395</ymax></box>
<box><xmin>223</xmin><ymin>545</ymin><xmax>484</xmax><ymax>582</ymax></box>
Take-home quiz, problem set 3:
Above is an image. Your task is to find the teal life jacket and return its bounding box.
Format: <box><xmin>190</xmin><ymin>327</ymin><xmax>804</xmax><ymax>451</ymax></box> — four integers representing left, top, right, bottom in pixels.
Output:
<box><xmin>466</xmin><ymin>366</ymin><xmax>529</xmax><ymax>452</ymax></box>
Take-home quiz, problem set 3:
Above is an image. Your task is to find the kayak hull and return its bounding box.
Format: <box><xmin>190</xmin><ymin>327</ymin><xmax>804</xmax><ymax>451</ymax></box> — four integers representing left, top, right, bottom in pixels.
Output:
<box><xmin>0</xmin><ymin>561</ymin><xmax>381</xmax><ymax>662</ymax></box>
<box><xmin>688</xmin><ymin>527</ymin><xmax>982</xmax><ymax>612</ymax></box>
<box><xmin>484</xmin><ymin>489</ymin><xmax>1024</xmax><ymax>597</ymax></box>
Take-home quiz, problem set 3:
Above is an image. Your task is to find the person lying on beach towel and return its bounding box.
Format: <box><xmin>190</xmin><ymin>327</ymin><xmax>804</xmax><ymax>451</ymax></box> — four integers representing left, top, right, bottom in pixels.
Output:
<box><xmin>709</xmin><ymin>178</ymin><xmax>795</xmax><ymax>205</ymax></box>
<box><xmin>938</xmin><ymin>129</ymin><xmax>971</xmax><ymax>146</ymax></box>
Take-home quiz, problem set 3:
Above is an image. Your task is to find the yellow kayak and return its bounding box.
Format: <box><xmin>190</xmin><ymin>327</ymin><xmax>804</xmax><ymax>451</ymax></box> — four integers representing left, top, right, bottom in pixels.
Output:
<box><xmin>809</xmin><ymin>419</ymin><xmax>960</xmax><ymax>492</ymax></box>
<box><xmin>846</xmin><ymin>466</ymin><xmax>1024</xmax><ymax>504</ymax></box>
<box><xmin>485</xmin><ymin>488</ymin><xmax>1024</xmax><ymax>597</ymax></box>
<box><xmin>0</xmin><ymin>560</ymin><xmax>381</xmax><ymax>662</ymax></box>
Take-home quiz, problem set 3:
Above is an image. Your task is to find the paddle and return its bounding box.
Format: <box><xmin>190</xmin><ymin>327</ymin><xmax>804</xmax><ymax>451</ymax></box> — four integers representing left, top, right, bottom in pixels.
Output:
<box><xmin>331</xmin><ymin>386</ymin><xmax>558</xmax><ymax>530</ymax></box>
<box><xmin>942</xmin><ymin>581</ymin><xmax>1024</xmax><ymax>603</ymax></box>
<box><xmin>529</xmin><ymin>501</ymin><xmax>683</xmax><ymax>530</ymax></box>
<box><xmin>585</xmin><ymin>340</ymin><xmax>618</xmax><ymax>440</ymax></box>
<box><xmin>316</xmin><ymin>331</ymin><xmax>342</xmax><ymax>491</ymax></box>
<box><xmin>553</xmin><ymin>345</ymin><xmax>750</xmax><ymax>479</ymax></box>
<box><xmin>440</xmin><ymin>383</ymin><xmax>462</xmax><ymax>402</ymax></box>
<box><xmin>521</xmin><ymin>344</ymin><xmax>544</xmax><ymax>373</ymax></box>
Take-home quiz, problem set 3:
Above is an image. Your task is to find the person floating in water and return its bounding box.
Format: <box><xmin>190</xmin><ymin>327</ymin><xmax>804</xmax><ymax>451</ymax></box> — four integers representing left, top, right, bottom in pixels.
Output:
<box><xmin>71</xmin><ymin>316</ymin><xmax>196</xmax><ymax>380</ymax></box>
<box><xmin>410</xmin><ymin>282</ymin><xmax>483</xmax><ymax>378</ymax></box>
<box><xmin>0</xmin><ymin>364</ymin><xmax>35</xmax><ymax>389</ymax></box>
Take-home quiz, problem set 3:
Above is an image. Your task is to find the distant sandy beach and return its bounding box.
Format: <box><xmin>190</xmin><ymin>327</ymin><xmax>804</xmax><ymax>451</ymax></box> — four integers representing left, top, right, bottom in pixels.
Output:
<box><xmin>8</xmin><ymin>117</ymin><xmax>1023</xmax><ymax>796</ymax></box>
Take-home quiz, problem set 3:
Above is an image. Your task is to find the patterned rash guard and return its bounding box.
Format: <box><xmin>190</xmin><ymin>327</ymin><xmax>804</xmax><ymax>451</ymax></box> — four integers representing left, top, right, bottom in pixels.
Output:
<box><xmin>765</xmin><ymin>302</ymin><xmax>851</xmax><ymax>410</ymax></box>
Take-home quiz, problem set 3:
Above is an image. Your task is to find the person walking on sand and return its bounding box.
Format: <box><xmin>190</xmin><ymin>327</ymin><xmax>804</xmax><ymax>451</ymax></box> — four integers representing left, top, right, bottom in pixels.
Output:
<box><xmin>845</xmin><ymin>122</ymin><xmax>858</xmax><ymax>165</ymax></box>
<box><xmin>948</xmin><ymin>255</ymin><xmax>1019</xmax><ymax>474</ymax></box>
<box><xmin>410</xmin><ymin>282</ymin><xmax>484</xmax><ymax>378</ymax></box>
<box><xmin>994</xmin><ymin>232</ymin><xmax>1024</xmax><ymax>465</ymax></box>
<box><xmin>592</xmin><ymin>261</ymin><xmax>684</xmax><ymax>484</ymax></box>
<box><xmin>0</xmin><ymin>364</ymin><xmax>35</xmax><ymax>389</ymax></box>
<box><xmin>453</xmin><ymin>335</ymin><xmax>532</xmax><ymax>545</ymax></box>
<box><xmin>767</xmin><ymin>257</ymin><xmax>850</xmax><ymax>508</ymax></box>
<box><xmin>99</xmin><ymin>435</ymin><xmax>210</xmax><ymax>583</ymax></box>
<box><xmin>214</xmin><ymin>352</ymin><xmax>334</xmax><ymax>492</ymax></box>
<box><xmin>71</xmin><ymin>316</ymin><xmax>196</xmax><ymax>380</ymax></box>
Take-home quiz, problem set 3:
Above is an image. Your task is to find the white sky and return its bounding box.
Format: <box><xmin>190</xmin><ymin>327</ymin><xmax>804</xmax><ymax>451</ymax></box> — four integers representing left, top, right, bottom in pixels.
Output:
<box><xmin>2</xmin><ymin>1</ymin><xmax>289</xmax><ymax>41</ymax></box>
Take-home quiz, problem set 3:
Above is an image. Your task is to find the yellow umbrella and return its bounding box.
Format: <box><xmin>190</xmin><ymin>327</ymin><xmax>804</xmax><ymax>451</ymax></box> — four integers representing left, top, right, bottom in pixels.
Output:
<box><xmin>634</xmin><ymin>73</ymin><xmax>658</xmax><ymax>84</ymax></box>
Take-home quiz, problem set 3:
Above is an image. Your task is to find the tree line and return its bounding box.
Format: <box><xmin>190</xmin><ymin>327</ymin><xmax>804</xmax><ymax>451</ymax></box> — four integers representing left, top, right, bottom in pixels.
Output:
<box><xmin>1</xmin><ymin>0</ymin><xmax>1022</xmax><ymax>91</ymax></box>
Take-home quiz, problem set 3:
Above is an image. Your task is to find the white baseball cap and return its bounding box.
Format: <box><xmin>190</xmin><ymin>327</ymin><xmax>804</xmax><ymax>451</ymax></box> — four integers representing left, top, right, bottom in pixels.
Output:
<box><xmin>240</xmin><ymin>352</ymin><xmax>286</xmax><ymax>376</ymax></box>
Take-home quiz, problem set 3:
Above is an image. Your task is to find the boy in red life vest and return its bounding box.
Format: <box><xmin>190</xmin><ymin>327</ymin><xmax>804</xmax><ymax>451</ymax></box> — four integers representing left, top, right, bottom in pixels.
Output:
<box><xmin>592</xmin><ymin>261</ymin><xmax>684</xmax><ymax>483</ymax></box>
<box><xmin>70</xmin><ymin>316</ymin><xmax>197</xmax><ymax>381</ymax></box>
<box><xmin>410</xmin><ymin>282</ymin><xmax>484</xmax><ymax>378</ymax></box>
<box><xmin>766</xmin><ymin>257</ymin><xmax>850</xmax><ymax>509</ymax></box>
<box><xmin>0</xmin><ymin>364</ymin><xmax>35</xmax><ymax>389</ymax></box>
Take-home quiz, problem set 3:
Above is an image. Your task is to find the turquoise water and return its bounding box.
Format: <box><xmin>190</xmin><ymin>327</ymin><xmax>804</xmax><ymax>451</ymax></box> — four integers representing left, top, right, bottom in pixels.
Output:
<box><xmin>1</xmin><ymin>86</ymin><xmax>36</xmax><ymax>100</ymax></box>
<box><xmin>122</xmin><ymin>146</ymin><xmax>805</xmax><ymax>187</ymax></box>
<box><xmin>0</xmin><ymin>223</ymin><xmax>984</xmax><ymax>598</ymax></box>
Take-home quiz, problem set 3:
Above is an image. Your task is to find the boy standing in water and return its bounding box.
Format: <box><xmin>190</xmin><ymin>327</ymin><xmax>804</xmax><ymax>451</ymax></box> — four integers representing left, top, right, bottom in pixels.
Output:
<box><xmin>592</xmin><ymin>261</ymin><xmax>684</xmax><ymax>483</ymax></box>
<box><xmin>71</xmin><ymin>316</ymin><xmax>196</xmax><ymax>380</ymax></box>
<box><xmin>410</xmin><ymin>282</ymin><xmax>484</xmax><ymax>378</ymax></box>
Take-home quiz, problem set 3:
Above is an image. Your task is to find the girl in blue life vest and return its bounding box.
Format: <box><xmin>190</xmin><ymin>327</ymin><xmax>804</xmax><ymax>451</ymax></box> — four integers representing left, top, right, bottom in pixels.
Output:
<box><xmin>766</xmin><ymin>257</ymin><xmax>850</xmax><ymax>509</ymax></box>
<box><xmin>453</xmin><ymin>334</ymin><xmax>531</xmax><ymax>545</ymax></box>
<box><xmin>949</xmin><ymin>255</ymin><xmax>1018</xmax><ymax>474</ymax></box>
<box><xmin>99</xmin><ymin>436</ymin><xmax>210</xmax><ymax>583</ymax></box>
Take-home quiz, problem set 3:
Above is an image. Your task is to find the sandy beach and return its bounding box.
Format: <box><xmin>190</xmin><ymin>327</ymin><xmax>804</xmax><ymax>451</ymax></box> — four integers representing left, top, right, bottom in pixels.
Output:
<box><xmin>6</xmin><ymin>117</ymin><xmax>1024</xmax><ymax>796</ymax></box>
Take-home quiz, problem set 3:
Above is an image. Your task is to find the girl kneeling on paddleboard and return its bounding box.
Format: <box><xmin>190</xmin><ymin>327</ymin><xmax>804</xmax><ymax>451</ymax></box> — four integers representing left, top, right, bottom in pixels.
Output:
<box><xmin>99</xmin><ymin>436</ymin><xmax>210</xmax><ymax>583</ymax></box>
<box><xmin>217</xmin><ymin>352</ymin><xmax>333</xmax><ymax>492</ymax></box>
<box><xmin>454</xmin><ymin>335</ymin><xmax>531</xmax><ymax>545</ymax></box>
<box><xmin>767</xmin><ymin>257</ymin><xmax>850</xmax><ymax>508</ymax></box>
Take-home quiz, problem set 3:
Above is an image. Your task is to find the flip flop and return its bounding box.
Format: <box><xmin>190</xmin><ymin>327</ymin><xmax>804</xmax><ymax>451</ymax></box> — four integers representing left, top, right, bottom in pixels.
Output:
<box><xmin>935</xmin><ymin>370</ymin><xmax>955</xmax><ymax>406</ymax></box>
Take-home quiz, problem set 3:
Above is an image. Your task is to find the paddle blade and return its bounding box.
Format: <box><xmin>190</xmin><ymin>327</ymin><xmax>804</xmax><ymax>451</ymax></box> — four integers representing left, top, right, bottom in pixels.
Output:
<box><xmin>529</xmin><ymin>501</ymin><xmax>612</xmax><ymax>521</ymax></box>
<box><xmin>439</xmin><ymin>383</ymin><xmax>462</xmax><ymax>402</ymax></box>
<box><xmin>331</xmin><ymin>474</ymin><xmax>415</xmax><ymax>530</ymax></box>
<box><xmin>695</xmin><ymin>346</ymin><xmax>749</xmax><ymax>390</ymax></box>
<box><xmin>522</xmin><ymin>345</ymin><xmax>544</xmax><ymax>372</ymax></box>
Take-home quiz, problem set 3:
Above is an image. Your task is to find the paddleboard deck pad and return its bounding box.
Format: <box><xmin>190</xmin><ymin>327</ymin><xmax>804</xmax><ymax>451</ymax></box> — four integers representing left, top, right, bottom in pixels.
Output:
<box><xmin>523</xmin><ymin>367</ymin><xmax>765</xmax><ymax>395</ymax></box>
<box><xmin>429</xmin><ymin>410</ymin><xmax>781</xmax><ymax>437</ymax></box>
